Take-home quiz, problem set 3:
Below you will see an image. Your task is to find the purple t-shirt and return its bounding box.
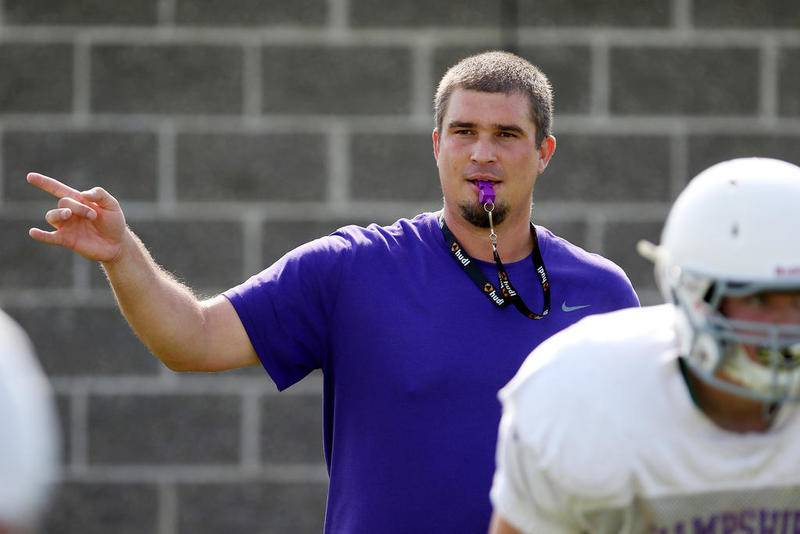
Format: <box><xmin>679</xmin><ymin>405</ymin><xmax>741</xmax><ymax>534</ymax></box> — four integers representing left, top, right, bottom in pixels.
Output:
<box><xmin>224</xmin><ymin>212</ymin><xmax>639</xmax><ymax>533</ymax></box>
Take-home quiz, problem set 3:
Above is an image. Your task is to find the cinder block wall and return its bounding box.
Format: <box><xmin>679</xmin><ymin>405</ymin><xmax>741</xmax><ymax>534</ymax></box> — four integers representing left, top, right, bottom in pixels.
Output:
<box><xmin>1</xmin><ymin>1</ymin><xmax>798</xmax><ymax>532</ymax></box>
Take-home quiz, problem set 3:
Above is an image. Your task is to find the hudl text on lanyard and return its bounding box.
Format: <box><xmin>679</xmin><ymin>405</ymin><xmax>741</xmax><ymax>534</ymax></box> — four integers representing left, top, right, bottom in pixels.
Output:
<box><xmin>439</xmin><ymin>181</ymin><xmax>550</xmax><ymax>320</ymax></box>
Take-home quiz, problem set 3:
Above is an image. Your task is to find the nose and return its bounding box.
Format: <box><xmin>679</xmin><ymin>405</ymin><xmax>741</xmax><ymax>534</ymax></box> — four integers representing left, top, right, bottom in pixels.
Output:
<box><xmin>470</xmin><ymin>136</ymin><xmax>497</xmax><ymax>164</ymax></box>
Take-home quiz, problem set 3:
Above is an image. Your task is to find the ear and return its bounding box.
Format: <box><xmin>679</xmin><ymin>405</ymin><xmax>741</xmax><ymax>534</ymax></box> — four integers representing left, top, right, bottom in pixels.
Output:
<box><xmin>537</xmin><ymin>135</ymin><xmax>556</xmax><ymax>174</ymax></box>
<box><xmin>432</xmin><ymin>128</ymin><xmax>440</xmax><ymax>162</ymax></box>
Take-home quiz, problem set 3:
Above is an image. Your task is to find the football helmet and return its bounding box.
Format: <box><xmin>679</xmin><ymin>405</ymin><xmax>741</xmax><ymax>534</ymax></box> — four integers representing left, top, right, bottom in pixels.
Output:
<box><xmin>641</xmin><ymin>158</ymin><xmax>800</xmax><ymax>403</ymax></box>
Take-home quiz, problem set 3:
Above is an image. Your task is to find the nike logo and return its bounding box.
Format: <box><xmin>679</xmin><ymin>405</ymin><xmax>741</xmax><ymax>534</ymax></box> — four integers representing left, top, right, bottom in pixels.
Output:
<box><xmin>562</xmin><ymin>301</ymin><xmax>590</xmax><ymax>312</ymax></box>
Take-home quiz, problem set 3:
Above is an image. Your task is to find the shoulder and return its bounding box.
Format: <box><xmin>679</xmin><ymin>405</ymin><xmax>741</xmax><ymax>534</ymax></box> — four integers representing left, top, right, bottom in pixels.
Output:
<box><xmin>324</xmin><ymin>212</ymin><xmax>441</xmax><ymax>262</ymax></box>
<box><xmin>0</xmin><ymin>309</ymin><xmax>34</xmax><ymax>359</ymax></box>
<box><xmin>537</xmin><ymin>225</ymin><xmax>630</xmax><ymax>282</ymax></box>
<box><xmin>332</xmin><ymin>212</ymin><xmax>438</xmax><ymax>246</ymax></box>
<box><xmin>0</xmin><ymin>308</ymin><xmax>59</xmax><ymax>527</ymax></box>
<box><xmin>537</xmin><ymin>225</ymin><xmax>638</xmax><ymax>307</ymax></box>
<box><xmin>499</xmin><ymin>305</ymin><xmax>678</xmax><ymax>496</ymax></box>
<box><xmin>0</xmin><ymin>308</ymin><xmax>50</xmax><ymax>398</ymax></box>
<box><xmin>230</xmin><ymin>213</ymin><xmax>440</xmax><ymax>302</ymax></box>
<box><xmin>276</xmin><ymin>212</ymin><xmax>438</xmax><ymax>264</ymax></box>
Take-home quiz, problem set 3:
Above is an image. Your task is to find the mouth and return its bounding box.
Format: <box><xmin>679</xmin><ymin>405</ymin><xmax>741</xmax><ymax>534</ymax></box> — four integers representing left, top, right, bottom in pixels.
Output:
<box><xmin>465</xmin><ymin>177</ymin><xmax>501</xmax><ymax>206</ymax></box>
<box><xmin>466</xmin><ymin>173</ymin><xmax>501</xmax><ymax>183</ymax></box>
<box><xmin>466</xmin><ymin>175</ymin><xmax>502</xmax><ymax>188</ymax></box>
<box><xmin>467</xmin><ymin>178</ymin><xmax>501</xmax><ymax>195</ymax></box>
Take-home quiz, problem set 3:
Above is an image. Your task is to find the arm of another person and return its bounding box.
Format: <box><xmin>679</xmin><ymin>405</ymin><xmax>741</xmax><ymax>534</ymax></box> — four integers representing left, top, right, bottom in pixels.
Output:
<box><xmin>489</xmin><ymin>407</ymin><xmax>580</xmax><ymax>534</ymax></box>
<box><xmin>27</xmin><ymin>172</ymin><xmax>258</xmax><ymax>372</ymax></box>
<box><xmin>488</xmin><ymin>513</ymin><xmax>526</xmax><ymax>534</ymax></box>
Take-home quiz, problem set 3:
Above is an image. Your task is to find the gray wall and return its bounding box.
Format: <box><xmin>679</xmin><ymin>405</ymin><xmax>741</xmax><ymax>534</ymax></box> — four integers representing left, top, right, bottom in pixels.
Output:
<box><xmin>1</xmin><ymin>1</ymin><xmax>799</xmax><ymax>532</ymax></box>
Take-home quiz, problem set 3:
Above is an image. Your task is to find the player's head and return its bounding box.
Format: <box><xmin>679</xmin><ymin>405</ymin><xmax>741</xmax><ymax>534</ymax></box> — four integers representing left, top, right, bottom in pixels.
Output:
<box><xmin>0</xmin><ymin>309</ymin><xmax>59</xmax><ymax>532</ymax></box>
<box><xmin>643</xmin><ymin>158</ymin><xmax>800</xmax><ymax>403</ymax></box>
<box><xmin>434</xmin><ymin>51</ymin><xmax>553</xmax><ymax>148</ymax></box>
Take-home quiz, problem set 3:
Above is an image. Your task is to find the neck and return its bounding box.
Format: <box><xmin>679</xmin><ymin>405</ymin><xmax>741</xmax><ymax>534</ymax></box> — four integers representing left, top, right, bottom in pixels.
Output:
<box><xmin>441</xmin><ymin>205</ymin><xmax>534</xmax><ymax>263</ymax></box>
<box><xmin>684</xmin><ymin>365</ymin><xmax>776</xmax><ymax>433</ymax></box>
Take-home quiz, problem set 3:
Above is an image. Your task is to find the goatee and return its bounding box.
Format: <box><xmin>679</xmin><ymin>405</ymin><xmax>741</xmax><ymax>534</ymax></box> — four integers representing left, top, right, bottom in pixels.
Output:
<box><xmin>458</xmin><ymin>201</ymin><xmax>510</xmax><ymax>228</ymax></box>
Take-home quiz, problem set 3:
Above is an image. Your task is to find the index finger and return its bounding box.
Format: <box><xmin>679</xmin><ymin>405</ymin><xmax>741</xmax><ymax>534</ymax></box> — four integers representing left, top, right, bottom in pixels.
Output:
<box><xmin>27</xmin><ymin>172</ymin><xmax>85</xmax><ymax>202</ymax></box>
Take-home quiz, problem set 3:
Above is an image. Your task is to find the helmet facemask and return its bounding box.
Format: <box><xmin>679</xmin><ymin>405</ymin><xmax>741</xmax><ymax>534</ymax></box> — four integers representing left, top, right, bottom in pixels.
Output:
<box><xmin>639</xmin><ymin>158</ymin><xmax>800</xmax><ymax>406</ymax></box>
<box><xmin>673</xmin><ymin>274</ymin><xmax>800</xmax><ymax>403</ymax></box>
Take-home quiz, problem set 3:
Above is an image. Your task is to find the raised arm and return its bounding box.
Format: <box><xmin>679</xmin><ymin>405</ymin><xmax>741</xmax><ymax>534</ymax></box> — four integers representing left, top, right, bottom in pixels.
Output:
<box><xmin>27</xmin><ymin>172</ymin><xmax>258</xmax><ymax>372</ymax></box>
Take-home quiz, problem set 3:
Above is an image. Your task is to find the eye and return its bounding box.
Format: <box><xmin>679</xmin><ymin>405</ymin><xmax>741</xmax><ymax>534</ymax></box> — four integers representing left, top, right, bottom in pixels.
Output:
<box><xmin>497</xmin><ymin>131</ymin><xmax>518</xmax><ymax>138</ymax></box>
<box><xmin>453</xmin><ymin>129</ymin><xmax>475</xmax><ymax>136</ymax></box>
<box><xmin>742</xmin><ymin>293</ymin><xmax>769</xmax><ymax>308</ymax></box>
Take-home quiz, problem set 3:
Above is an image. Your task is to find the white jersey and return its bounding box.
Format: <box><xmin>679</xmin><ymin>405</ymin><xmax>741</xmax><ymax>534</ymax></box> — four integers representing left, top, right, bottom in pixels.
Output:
<box><xmin>491</xmin><ymin>305</ymin><xmax>800</xmax><ymax>534</ymax></box>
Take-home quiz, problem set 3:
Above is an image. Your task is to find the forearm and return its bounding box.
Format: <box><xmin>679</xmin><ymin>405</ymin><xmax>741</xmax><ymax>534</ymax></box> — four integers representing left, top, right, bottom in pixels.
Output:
<box><xmin>27</xmin><ymin>174</ymin><xmax>255</xmax><ymax>370</ymax></box>
<box><xmin>101</xmin><ymin>228</ymin><xmax>213</xmax><ymax>371</ymax></box>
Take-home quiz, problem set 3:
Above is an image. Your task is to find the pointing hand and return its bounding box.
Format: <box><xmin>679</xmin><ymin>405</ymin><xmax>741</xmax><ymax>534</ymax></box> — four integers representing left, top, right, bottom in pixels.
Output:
<box><xmin>27</xmin><ymin>172</ymin><xmax>128</xmax><ymax>263</ymax></box>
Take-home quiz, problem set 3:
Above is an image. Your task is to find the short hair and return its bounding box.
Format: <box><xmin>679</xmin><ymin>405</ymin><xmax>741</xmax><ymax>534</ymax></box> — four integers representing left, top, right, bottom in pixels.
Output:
<box><xmin>434</xmin><ymin>51</ymin><xmax>554</xmax><ymax>147</ymax></box>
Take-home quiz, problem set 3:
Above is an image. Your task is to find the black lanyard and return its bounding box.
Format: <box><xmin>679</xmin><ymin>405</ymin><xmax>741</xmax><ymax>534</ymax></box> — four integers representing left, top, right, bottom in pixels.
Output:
<box><xmin>439</xmin><ymin>215</ymin><xmax>550</xmax><ymax>320</ymax></box>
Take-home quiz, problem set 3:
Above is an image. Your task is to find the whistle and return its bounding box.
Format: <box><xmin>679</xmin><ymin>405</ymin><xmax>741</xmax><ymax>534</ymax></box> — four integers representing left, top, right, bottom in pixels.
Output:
<box><xmin>477</xmin><ymin>181</ymin><xmax>496</xmax><ymax>205</ymax></box>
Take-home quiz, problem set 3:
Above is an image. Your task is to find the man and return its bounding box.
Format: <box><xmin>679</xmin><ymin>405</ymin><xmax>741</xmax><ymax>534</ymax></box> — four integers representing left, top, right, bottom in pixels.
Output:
<box><xmin>28</xmin><ymin>51</ymin><xmax>638</xmax><ymax>532</ymax></box>
<box><xmin>0</xmin><ymin>309</ymin><xmax>59</xmax><ymax>534</ymax></box>
<box><xmin>490</xmin><ymin>157</ymin><xmax>800</xmax><ymax>534</ymax></box>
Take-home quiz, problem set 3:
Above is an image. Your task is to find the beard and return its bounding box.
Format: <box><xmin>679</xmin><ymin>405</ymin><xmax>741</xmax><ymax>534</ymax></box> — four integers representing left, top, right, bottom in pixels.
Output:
<box><xmin>458</xmin><ymin>200</ymin><xmax>510</xmax><ymax>228</ymax></box>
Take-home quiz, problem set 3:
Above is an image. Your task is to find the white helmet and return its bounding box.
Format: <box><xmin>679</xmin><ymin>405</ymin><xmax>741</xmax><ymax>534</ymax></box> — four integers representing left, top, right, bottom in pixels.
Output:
<box><xmin>641</xmin><ymin>158</ymin><xmax>800</xmax><ymax>403</ymax></box>
<box><xmin>0</xmin><ymin>309</ymin><xmax>59</xmax><ymax>529</ymax></box>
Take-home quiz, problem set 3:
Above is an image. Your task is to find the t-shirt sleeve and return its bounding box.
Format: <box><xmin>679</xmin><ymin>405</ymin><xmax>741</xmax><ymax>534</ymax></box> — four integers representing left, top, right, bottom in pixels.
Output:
<box><xmin>223</xmin><ymin>234</ymin><xmax>351</xmax><ymax>391</ymax></box>
<box><xmin>612</xmin><ymin>272</ymin><xmax>640</xmax><ymax>310</ymax></box>
<box><xmin>598</xmin><ymin>261</ymin><xmax>640</xmax><ymax>312</ymax></box>
<box><xmin>490</xmin><ymin>406</ymin><xmax>580</xmax><ymax>534</ymax></box>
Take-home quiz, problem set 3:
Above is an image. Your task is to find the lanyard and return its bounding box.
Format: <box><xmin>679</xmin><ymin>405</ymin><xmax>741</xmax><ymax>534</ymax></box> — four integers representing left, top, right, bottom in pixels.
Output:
<box><xmin>439</xmin><ymin>212</ymin><xmax>551</xmax><ymax>320</ymax></box>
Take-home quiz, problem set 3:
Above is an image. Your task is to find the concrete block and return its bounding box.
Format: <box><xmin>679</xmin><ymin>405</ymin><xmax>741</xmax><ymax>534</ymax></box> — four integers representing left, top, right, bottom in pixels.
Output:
<box><xmin>178</xmin><ymin>482</ymin><xmax>327</xmax><ymax>534</ymax></box>
<box><xmin>91</xmin><ymin>220</ymin><xmax>245</xmax><ymax>291</ymax></box>
<box><xmin>262</xmin><ymin>46</ymin><xmax>411</xmax><ymax>115</ymax></box>
<box><xmin>0</xmin><ymin>219</ymin><xmax>73</xmax><ymax>290</ymax></box>
<box><xmin>43</xmin><ymin>483</ymin><xmax>158</xmax><ymax>534</ymax></box>
<box><xmin>7</xmin><ymin>306</ymin><xmax>159</xmax><ymax>377</ymax></box>
<box><xmin>779</xmin><ymin>48</ymin><xmax>800</xmax><ymax>117</ymax></box>
<box><xmin>518</xmin><ymin>0</ymin><xmax>669</xmax><ymax>26</ymax></box>
<box><xmin>611</xmin><ymin>47</ymin><xmax>759</xmax><ymax>115</ymax></box>
<box><xmin>350</xmin><ymin>0</ymin><xmax>500</xmax><ymax>27</ymax></box>
<box><xmin>602</xmin><ymin>220</ymin><xmax>664</xmax><ymax>292</ymax></box>
<box><xmin>260</xmin><ymin>394</ymin><xmax>323</xmax><ymax>463</ymax></box>
<box><xmin>176</xmin><ymin>133</ymin><xmax>326</xmax><ymax>201</ymax></box>
<box><xmin>694</xmin><ymin>0</ymin><xmax>800</xmax><ymax>28</ymax></box>
<box><xmin>4</xmin><ymin>131</ymin><xmax>158</xmax><ymax>202</ymax></box>
<box><xmin>5</xmin><ymin>0</ymin><xmax>158</xmax><ymax>25</ymax></box>
<box><xmin>88</xmin><ymin>394</ymin><xmax>241</xmax><ymax>464</ymax></box>
<box><xmin>0</xmin><ymin>44</ymin><xmax>72</xmax><ymax>113</ymax></box>
<box><xmin>91</xmin><ymin>45</ymin><xmax>243</xmax><ymax>114</ymax></box>
<box><xmin>688</xmin><ymin>135</ymin><xmax>800</xmax><ymax>180</ymax></box>
<box><xmin>538</xmin><ymin>134</ymin><xmax>671</xmax><ymax>201</ymax></box>
<box><xmin>351</xmin><ymin>133</ymin><xmax>439</xmax><ymax>201</ymax></box>
<box><xmin>176</xmin><ymin>0</ymin><xmax>326</xmax><ymax>26</ymax></box>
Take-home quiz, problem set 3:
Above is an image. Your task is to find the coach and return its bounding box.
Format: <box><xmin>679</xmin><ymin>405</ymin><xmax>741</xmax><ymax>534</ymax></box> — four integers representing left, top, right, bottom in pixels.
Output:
<box><xmin>27</xmin><ymin>51</ymin><xmax>638</xmax><ymax>532</ymax></box>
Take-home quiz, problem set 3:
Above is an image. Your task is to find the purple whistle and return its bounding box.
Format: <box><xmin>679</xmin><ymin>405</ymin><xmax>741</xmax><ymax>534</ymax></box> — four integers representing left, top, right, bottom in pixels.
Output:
<box><xmin>477</xmin><ymin>180</ymin><xmax>496</xmax><ymax>205</ymax></box>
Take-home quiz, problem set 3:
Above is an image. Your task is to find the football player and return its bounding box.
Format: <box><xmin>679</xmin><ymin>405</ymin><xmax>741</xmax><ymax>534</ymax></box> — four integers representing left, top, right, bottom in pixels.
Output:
<box><xmin>490</xmin><ymin>158</ymin><xmax>800</xmax><ymax>533</ymax></box>
<box><xmin>0</xmin><ymin>309</ymin><xmax>59</xmax><ymax>533</ymax></box>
